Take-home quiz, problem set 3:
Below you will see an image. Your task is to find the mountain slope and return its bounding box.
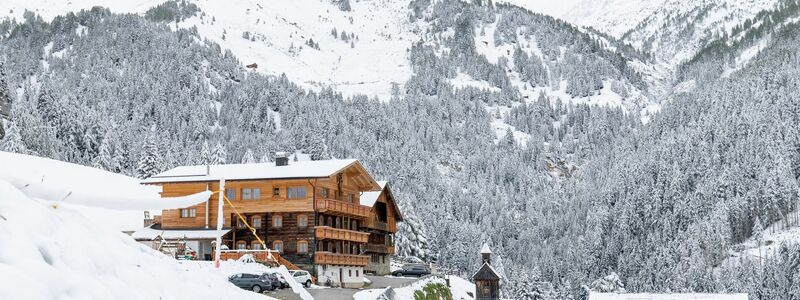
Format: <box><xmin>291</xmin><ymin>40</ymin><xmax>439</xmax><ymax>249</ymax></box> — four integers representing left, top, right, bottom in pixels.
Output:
<box><xmin>0</xmin><ymin>0</ymin><xmax>415</xmax><ymax>100</ymax></box>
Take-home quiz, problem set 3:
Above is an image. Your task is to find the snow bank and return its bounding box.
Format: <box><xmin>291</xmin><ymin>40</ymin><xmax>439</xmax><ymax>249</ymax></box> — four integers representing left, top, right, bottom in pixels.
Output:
<box><xmin>353</xmin><ymin>275</ymin><xmax>475</xmax><ymax>300</ymax></box>
<box><xmin>178</xmin><ymin>260</ymin><xmax>313</xmax><ymax>300</ymax></box>
<box><xmin>0</xmin><ymin>151</ymin><xmax>210</xmax><ymax>211</ymax></box>
<box><xmin>0</xmin><ymin>179</ymin><xmax>270</xmax><ymax>300</ymax></box>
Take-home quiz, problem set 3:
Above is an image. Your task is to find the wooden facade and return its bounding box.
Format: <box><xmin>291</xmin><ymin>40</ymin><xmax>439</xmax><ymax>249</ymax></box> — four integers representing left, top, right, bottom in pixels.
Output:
<box><xmin>360</xmin><ymin>182</ymin><xmax>404</xmax><ymax>275</ymax></box>
<box><xmin>144</xmin><ymin>159</ymin><xmax>401</xmax><ymax>274</ymax></box>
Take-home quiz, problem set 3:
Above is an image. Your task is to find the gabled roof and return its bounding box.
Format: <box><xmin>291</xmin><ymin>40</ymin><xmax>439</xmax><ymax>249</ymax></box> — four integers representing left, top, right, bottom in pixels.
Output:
<box><xmin>359</xmin><ymin>181</ymin><xmax>404</xmax><ymax>221</ymax></box>
<box><xmin>480</xmin><ymin>243</ymin><xmax>492</xmax><ymax>254</ymax></box>
<box><xmin>360</xmin><ymin>181</ymin><xmax>388</xmax><ymax>207</ymax></box>
<box><xmin>472</xmin><ymin>262</ymin><xmax>501</xmax><ymax>281</ymax></box>
<box><xmin>142</xmin><ymin>159</ymin><xmax>381</xmax><ymax>190</ymax></box>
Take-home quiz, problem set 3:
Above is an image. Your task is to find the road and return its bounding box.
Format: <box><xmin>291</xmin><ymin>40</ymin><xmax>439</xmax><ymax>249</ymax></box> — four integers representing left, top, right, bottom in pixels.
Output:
<box><xmin>266</xmin><ymin>275</ymin><xmax>418</xmax><ymax>300</ymax></box>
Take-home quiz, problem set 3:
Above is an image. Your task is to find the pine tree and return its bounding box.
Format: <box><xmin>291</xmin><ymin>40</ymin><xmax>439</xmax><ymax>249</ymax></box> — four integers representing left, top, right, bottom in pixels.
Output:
<box><xmin>396</xmin><ymin>204</ymin><xmax>433</xmax><ymax>261</ymax></box>
<box><xmin>754</xmin><ymin>217</ymin><xmax>765</xmax><ymax>266</ymax></box>
<box><xmin>200</xmin><ymin>141</ymin><xmax>212</xmax><ymax>165</ymax></box>
<box><xmin>0</xmin><ymin>121</ymin><xmax>27</xmax><ymax>154</ymax></box>
<box><xmin>136</xmin><ymin>128</ymin><xmax>163</xmax><ymax>179</ymax></box>
<box><xmin>259</xmin><ymin>152</ymin><xmax>272</xmax><ymax>163</ymax></box>
<box><xmin>241</xmin><ymin>148</ymin><xmax>256</xmax><ymax>164</ymax></box>
<box><xmin>212</xmin><ymin>142</ymin><xmax>227</xmax><ymax>164</ymax></box>
<box><xmin>92</xmin><ymin>138</ymin><xmax>113</xmax><ymax>171</ymax></box>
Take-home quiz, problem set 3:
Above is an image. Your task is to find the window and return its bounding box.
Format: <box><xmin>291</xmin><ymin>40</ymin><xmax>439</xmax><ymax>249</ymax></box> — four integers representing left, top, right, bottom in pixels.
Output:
<box><xmin>236</xmin><ymin>241</ymin><xmax>246</xmax><ymax>250</ymax></box>
<box><xmin>320</xmin><ymin>188</ymin><xmax>329</xmax><ymax>198</ymax></box>
<box><xmin>356</xmin><ymin>270</ymin><xmax>360</xmax><ymax>277</ymax></box>
<box><xmin>273</xmin><ymin>215</ymin><xmax>283</xmax><ymax>228</ymax></box>
<box><xmin>252</xmin><ymin>242</ymin><xmax>262</xmax><ymax>250</ymax></box>
<box><xmin>347</xmin><ymin>194</ymin><xmax>354</xmax><ymax>203</ymax></box>
<box><xmin>273</xmin><ymin>187</ymin><xmax>280</xmax><ymax>196</ymax></box>
<box><xmin>236</xmin><ymin>218</ymin><xmax>245</xmax><ymax>228</ymax></box>
<box><xmin>273</xmin><ymin>241</ymin><xmax>283</xmax><ymax>253</ymax></box>
<box><xmin>241</xmin><ymin>188</ymin><xmax>261</xmax><ymax>200</ymax></box>
<box><xmin>298</xmin><ymin>215</ymin><xmax>308</xmax><ymax>228</ymax></box>
<box><xmin>298</xmin><ymin>240</ymin><xmax>308</xmax><ymax>253</ymax></box>
<box><xmin>180</xmin><ymin>208</ymin><xmax>196</xmax><ymax>218</ymax></box>
<box><xmin>225</xmin><ymin>189</ymin><xmax>236</xmax><ymax>200</ymax></box>
<box><xmin>349</xmin><ymin>270</ymin><xmax>352</xmax><ymax>277</ymax></box>
<box><xmin>252</xmin><ymin>216</ymin><xmax>262</xmax><ymax>228</ymax></box>
<box><xmin>287</xmin><ymin>187</ymin><xmax>306</xmax><ymax>199</ymax></box>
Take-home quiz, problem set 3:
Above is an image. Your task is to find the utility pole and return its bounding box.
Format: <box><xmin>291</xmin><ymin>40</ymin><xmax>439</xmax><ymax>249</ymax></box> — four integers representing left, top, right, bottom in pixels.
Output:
<box><xmin>215</xmin><ymin>178</ymin><xmax>226</xmax><ymax>269</ymax></box>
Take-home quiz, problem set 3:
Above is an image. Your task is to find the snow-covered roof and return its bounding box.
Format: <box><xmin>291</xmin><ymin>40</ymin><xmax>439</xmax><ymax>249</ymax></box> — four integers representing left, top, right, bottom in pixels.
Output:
<box><xmin>589</xmin><ymin>293</ymin><xmax>749</xmax><ymax>300</ymax></box>
<box><xmin>142</xmin><ymin>159</ymin><xmax>366</xmax><ymax>184</ymax></box>
<box><xmin>471</xmin><ymin>262</ymin><xmax>501</xmax><ymax>281</ymax></box>
<box><xmin>360</xmin><ymin>181</ymin><xmax>388</xmax><ymax>207</ymax></box>
<box><xmin>480</xmin><ymin>243</ymin><xmax>492</xmax><ymax>254</ymax></box>
<box><xmin>132</xmin><ymin>225</ymin><xmax>231</xmax><ymax>241</ymax></box>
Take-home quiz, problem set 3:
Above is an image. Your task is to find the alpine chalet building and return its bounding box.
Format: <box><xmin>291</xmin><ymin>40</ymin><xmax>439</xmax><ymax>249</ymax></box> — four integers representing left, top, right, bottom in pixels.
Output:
<box><xmin>137</xmin><ymin>153</ymin><xmax>402</xmax><ymax>287</ymax></box>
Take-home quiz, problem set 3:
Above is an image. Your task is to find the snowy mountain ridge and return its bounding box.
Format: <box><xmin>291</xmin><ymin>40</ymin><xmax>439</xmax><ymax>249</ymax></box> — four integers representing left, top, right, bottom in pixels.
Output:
<box><xmin>0</xmin><ymin>0</ymin><xmax>417</xmax><ymax>100</ymax></box>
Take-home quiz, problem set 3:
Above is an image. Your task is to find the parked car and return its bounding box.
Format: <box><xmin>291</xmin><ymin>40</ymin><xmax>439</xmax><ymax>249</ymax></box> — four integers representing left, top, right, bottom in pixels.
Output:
<box><xmin>289</xmin><ymin>270</ymin><xmax>313</xmax><ymax>287</ymax></box>
<box><xmin>228</xmin><ymin>273</ymin><xmax>275</xmax><ymax>293</ymax></box>
<box><xmin>263</xmin><ymin>272</ymin><xmax>286</xmax><ymax>289</ymax></box>
<box><xmin>392</xmin><ymin>265</ymin><xmax>431</xmax><ymax>277</ymax></box>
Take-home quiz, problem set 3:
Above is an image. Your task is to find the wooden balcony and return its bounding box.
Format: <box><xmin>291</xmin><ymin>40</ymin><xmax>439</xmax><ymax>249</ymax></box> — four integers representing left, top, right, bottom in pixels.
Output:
<box><xmin>366</xmin><ymin>244</ymin><xmax>395</xmax><ymax>254</ymax></box>
<box><xmin>315</xmin><ymin>226</ymin><xmax>370</xmax><ymax>243</ymax></box>
<box><xmin>314</xmin><ymin>251</ymin><xmax>369</xmax><ymax>266</ymax></box>
<box><xmin>218</xmin><ymin>250</ymin><xmax>303</xmax><ymax>271</ymax></box>
<box><xmin>364</xmin><ymin>218</ymin><xmax>397</xmax><ymax>232</ymax></box>
<box><xmin>219</xmin><ymin>250</ymin><xmax>273</xmax><ymax>263</ymax></box>
<box><xmin>315</xmin><ymin>198</ymin><xmax>371</xmax><ymax>219</ymax></box>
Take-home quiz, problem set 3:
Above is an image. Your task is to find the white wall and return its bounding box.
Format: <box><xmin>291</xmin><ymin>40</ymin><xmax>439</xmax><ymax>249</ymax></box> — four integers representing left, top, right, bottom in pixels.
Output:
<box><xmin>315</xmin><ymin>265</ymin><xmax>364</xmax><ymax>288</ymax></box>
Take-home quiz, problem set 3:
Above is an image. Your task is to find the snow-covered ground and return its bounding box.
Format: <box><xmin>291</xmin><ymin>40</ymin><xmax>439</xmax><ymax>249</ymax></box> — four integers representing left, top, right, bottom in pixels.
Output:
<box><xmin>727</xmin><ymin>210</ymin><xmax>800</xmax><ymax>264</ymax></box>
<box><xmin>589</xmin><ymin>293</ymin><xmax>748</xmax><ymax>300</ymax></box>
<box><xmin>179</xmin><ymin>260</ymin><xmax>313</xmax><ymax>300</ymax></box>
<box><xmin>353</xmin><ymin>275</ymin><xmax>475</xmax><ymax>300</ymax></box>
<box><xmin>170</xmin><ymin>0</ymin><xmax>418</xmax><ymax>101</ymax></box>
<box><xmin>1</xmin><ymin>0</ymin><xmax>418</xmax><ymax>101</ymax></box>
<box><xmin>0</xmin><ymin>152</ymin><xmax>210</xmax><ymax>231</ymax></box>
<box><xmin>0</xmin><ymin>178</ymin><xmax>271</xmax><ymax>300</ymax></box>
<box><xmin>0</xmin><ymin>151</ymin><xmax>315</xmax><ymax>300</ymax></box>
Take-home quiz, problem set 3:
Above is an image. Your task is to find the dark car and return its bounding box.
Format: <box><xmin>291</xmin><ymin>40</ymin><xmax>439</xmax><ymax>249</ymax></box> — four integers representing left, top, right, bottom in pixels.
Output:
<box><xmin>263</xmin><ymin>272</ymin><xmax>285</xmax><ymax>289</ymax></box>
<box><xmin>392</xmin><ymin>265</ymin><xmax>431</xmax><ymax>277</ymax></box>
<box><xmin>228</xmin><ymin>273</ymin><xmax>275</xmax><ymax>293</ymax></box>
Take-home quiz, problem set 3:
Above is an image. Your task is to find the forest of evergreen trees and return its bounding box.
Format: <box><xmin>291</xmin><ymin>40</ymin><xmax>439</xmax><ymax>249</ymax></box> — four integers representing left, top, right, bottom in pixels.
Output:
<box><xmin>1</xmin><ymin>1</ymin><xmax>800</xmax><ymax>299</ymax></box>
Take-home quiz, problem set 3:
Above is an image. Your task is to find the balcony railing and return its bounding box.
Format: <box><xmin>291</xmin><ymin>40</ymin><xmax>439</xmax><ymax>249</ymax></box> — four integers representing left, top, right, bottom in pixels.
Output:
<box><xmin>314</xmin><ymin>251</ymin><xmax>369</xmax><ymax>266</ymax></box>
<box><xmin>366</xmin><ymin>244</ymin><xmax>395</xmax><ymax>254</ymax></box>
<box><xmin>315</xmin><ymin>198</ymin><xmax>371</xmax><ymax>219</ymax></box>
<box><xmin>315</xmin><ymin>226</ymin><xmax>370</xmax><ymax>243</ymax></box>
<box><xmin>364</xmin><ymin>218</ymin><xmax>397</xmax><ymax>232</ymax></box>
<box><xmin>218</xmin><ymin>250</ymin><xmax>303</xmax><ymax>271</ymax></box>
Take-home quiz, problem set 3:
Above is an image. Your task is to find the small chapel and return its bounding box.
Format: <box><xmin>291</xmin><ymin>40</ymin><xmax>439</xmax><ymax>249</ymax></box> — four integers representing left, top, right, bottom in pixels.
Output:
<box><xmin>472</xmin><ymin>243</ymin><xmax>501</xmax><ymax>300</ymax></box>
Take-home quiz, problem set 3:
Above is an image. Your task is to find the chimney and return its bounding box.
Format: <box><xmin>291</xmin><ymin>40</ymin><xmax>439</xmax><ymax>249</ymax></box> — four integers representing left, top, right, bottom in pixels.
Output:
<box><xmin>275</xmin><ymin>151</ymin><xmax>289</xmax><ymax>166</ymax></box>
<box><xmin>480</xmin><ymin>243</ymin><xmax>492</xmax><ymax>264</ymax></box>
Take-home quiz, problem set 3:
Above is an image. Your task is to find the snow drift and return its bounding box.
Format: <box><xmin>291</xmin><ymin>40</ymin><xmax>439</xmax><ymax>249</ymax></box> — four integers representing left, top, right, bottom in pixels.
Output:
<box><xmin>0</xmin><ymin>179</ymin><xmax>267</xmax><ymax>300</ymax></box>
<box><xmin>0</xmin><ymin>151</ymin><xmax>210</xmax><ymax>211</ymax></box>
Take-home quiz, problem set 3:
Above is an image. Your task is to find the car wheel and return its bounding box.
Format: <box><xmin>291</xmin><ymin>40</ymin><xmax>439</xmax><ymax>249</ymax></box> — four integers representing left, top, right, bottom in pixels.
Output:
<box><xmin>252</xmin><ymin>285</ymin><xmax>262</xmax><ymax>293</ymax></box>
<box><xmin>305</xmin><ymin>280</ymin><xmax>312</xmax><ymax>288</ymax></box>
